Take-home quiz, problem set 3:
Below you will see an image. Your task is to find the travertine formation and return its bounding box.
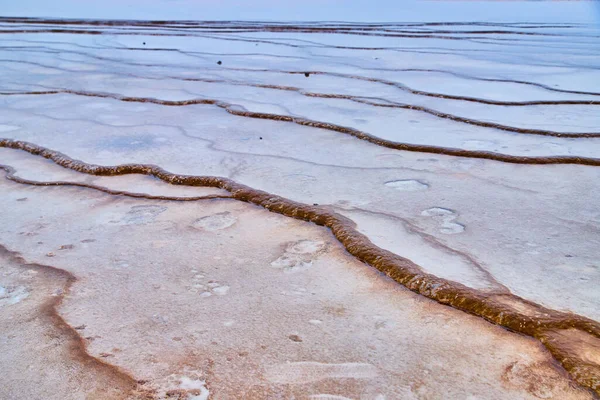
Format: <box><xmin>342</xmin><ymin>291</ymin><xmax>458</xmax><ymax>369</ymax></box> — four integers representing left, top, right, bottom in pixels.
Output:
<box><xmin>1</xmin><ymin>17</ymin><xmax>599</xmax><ymax>399</ymax></box>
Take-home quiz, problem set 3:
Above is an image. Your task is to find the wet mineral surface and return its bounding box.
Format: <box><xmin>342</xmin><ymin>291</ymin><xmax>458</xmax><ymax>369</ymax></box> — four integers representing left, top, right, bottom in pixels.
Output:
<box><xmin>1</xmin><ymin>16</ymin><xmax>599</xmax><ymax>399</ymax></box>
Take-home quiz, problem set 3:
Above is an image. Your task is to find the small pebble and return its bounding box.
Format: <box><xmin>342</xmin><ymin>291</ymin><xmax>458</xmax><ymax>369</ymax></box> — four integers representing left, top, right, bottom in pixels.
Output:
<box><xmin>217</xmin><ymin>60</ymin><xmax>222</xmax><ymax>65</ymax></box>
<box><xmin>304</xmin><ymin>72</ymin><xmax>310</xmax><ymax>77</ymax></box>
<box><xmin>289</xmin><ymin>334</ymin><xmax>303</xmax><ymax>342</ymax></box>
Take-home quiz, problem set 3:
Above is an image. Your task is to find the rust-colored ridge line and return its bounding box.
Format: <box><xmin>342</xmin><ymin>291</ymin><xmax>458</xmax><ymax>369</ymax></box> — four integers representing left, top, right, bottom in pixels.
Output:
<box><xmin>305</xmin><ymin>71</ymin><xmax>600</xmax><ymax>106</ymax></box>
<box><xmin>313</xmin><ymin>67</ymin><xmax>600</xmax><ymax>97</ymax></box>
<box><xmin>166</xmin><ymin>73</ymin><xmax>600</xmax><ymax>108</ymax></box>
<box><xmin>335</xmin><ymin>205</ymin><xmax>510</xmax><ymax>292</ymax></box>
<box><xmin>5</xmin><ymin>48</ymin><xmax>598</xmax><ymax>110</ymax></box>
<box><xmin>5</xmin><ymin>86</ymin><xmax>600</xmax><ymax>139</ymax></box>
<box><xmin>6</xmin><ymin>41</ymin><xmax>599</xmax><ymax>97</ymax></box>
<box><xmin>0</xmin><ymin>18</ymin><xmax>577</xmax><ymax>37</ymax></box>
<box><xmin>333</xmin><ymin>67</ymin><xmax>600</xmax><ymax>97</ymax></box>
<box><xmin>182</xmin><ymin>75</ymin><xmax>600</xmax><ymax>138</ymax></box>
<box><xmin>3</xmin><ymin>90</ymin><xmax>600</xmax><ymax>166</ymax></box>
<box><xmin>0</xmin><ymin>25</ymin><xmax>560</xmax><ymax>42</ymax></box>
<box><xmin>0</xmin><ymin>17</ymin><xmax>585</xmax><ymax>30</ymax></box>
<box><xmin>0</xmin><ymin>244</ymin><xmax>140</xmax><ymax>397</ymax></box>
<box><xmin>0</xmin><ymin>164</ymin><xmax>232</xmax><ymax>202</ymax></box>
<box><xmin>4</xmin><ymin>42</ymin><xmax>600</xmax><ymax>104</ymax></box>
<box><xmin>0</xmin><ymin>27</ymin><xmax>497</xmax><ymax>42</ymax></box>
<box><xmin>223</xmin><ymin>96</ymin><xmax>600</xmax><ymax>143</ymax></box>
<box><xmin>1</xmin><ymin>138</ymin><xmax>599</xmax><ymax>395</ymax></box>
<box><xmin>5</xmin><ymin>36</ymin><xmax>598</xmax><ymax>98</ymax></box>
<box><xmin>0</xmin><ymin>158</ymin><xmax>507</xmax><ymax>290</ymax></box>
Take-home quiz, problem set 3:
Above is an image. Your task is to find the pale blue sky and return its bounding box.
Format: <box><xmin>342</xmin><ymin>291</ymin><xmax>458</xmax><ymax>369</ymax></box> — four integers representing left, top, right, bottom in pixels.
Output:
<box><xmin>2</xmin><ymin>0</ymin><xmax>599</xmax><ymax>23</ymax></box>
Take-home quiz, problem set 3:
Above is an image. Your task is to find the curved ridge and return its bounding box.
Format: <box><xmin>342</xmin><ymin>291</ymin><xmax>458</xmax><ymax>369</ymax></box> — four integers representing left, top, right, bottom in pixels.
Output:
<box><xmin>5</xmin><ymin>42</ymin><xmax>600</xmax><ymax>98</ymax></box>
<box><xmin>4</xmin><ymin>45</ymin><xmax>600</xmax><ymax>105</ymax></box>
<box><xmin>0</xmin><ymin>18</ymin><xmax>575</xmax><ymax>36</ymax></box>
<box><xmin>166</xmin><ymin>72</ymin><xmax>600</xmax><ymax>108</ymax></box>
<box><xmin>0</xmin><ymin>164</ymin><xmax>231</xmax><ymax>202</ymax></box>
<box><xmin>1</xmin><ymin>138</ymin><xmax>599</xmax><ymax>395</ymax></box>
<box><xmin>3</xmin><ymin>90</ymin><xmax>600</xmax><ymax>166</ymax></box>
<box><xmin>4</xmin><ymin>81</ymin><xmax>599</xmax><ymax>138</ymax></box>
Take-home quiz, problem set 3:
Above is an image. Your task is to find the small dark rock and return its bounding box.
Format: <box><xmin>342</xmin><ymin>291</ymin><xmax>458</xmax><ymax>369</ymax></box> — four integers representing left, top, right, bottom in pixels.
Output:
<box><xmin>313</xmin><ymin>203</ymin><xmax>318</xmax><ymax>206</ymax></box>
<box><xmin>304</xmin><ymin>72</ymin><xmax>310</xmax><ymax>78</ymax></box>
<box><xmin>565</xmin><ymin>254</ymin><xmax>573</xmax><ymax>258</ymax></box>
<box><xmin>143</xmin><ymin>42</ymin><xmax>146</xmax><ymax>45</ymax></box>
<box><xmin>289</xmin><ymin>334</ymin><xmax>303</xmax><ymax>342</ymax></box>
<box><xmin>217</xmin><ymin>60</ymin><xmax>222</xmax><ymax>65</ymax></box>
<box><xmin>259</xmin><ymin>137</ymin><xmax>263</xmax><ymax>140</ymax></box>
